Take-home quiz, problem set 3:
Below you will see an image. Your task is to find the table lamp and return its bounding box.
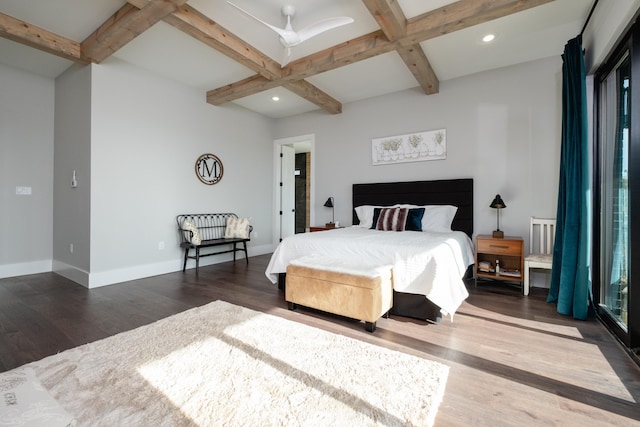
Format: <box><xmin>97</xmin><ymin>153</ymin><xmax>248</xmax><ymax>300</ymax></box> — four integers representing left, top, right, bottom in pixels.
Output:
<box><xmin>490</xmin><ymin>194</ymin><xmax>506</xmax><ymax>238</ymax></box>
<box><xmin>324</xmin><ymin>197</ymin><xmax>335</xmax><ymax>228</ymax></box>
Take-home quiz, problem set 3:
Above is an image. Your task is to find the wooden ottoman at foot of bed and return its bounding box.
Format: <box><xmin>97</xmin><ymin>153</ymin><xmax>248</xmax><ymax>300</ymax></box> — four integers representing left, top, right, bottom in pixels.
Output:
<box><xmin>285</xmin><ymin>256</ymin><xmax>393</xmax><ymax>332</ymax></box>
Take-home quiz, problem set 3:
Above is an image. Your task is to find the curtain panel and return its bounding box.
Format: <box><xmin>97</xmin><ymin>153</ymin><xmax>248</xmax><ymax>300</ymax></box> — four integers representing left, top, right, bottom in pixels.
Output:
<box><xmin>547</xmin><ymin>35</ymin><xmax>591</xmax><ymax>320</ymax></box>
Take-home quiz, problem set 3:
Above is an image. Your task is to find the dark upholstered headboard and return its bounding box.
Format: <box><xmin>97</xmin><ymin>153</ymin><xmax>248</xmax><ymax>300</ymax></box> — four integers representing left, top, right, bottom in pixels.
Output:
<box><xmin>352</xmin><ymin>178</ymin><xmax>474</xmax><ymax>237</ymax></box>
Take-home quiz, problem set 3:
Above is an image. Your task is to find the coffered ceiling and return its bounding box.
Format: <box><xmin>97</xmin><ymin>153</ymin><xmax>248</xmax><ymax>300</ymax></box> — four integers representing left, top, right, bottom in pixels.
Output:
<box><xmin>0</xmin><ymin>0</ymin><xmax>592</xmax><ymax>118</ymax></box>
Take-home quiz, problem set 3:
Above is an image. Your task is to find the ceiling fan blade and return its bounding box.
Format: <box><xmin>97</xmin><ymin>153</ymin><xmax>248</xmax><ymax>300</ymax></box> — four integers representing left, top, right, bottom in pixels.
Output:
<box><xmin>227</xmin><ymin>1</ymin><xmax>290</xmax><ymax>40</ymax></box>
<box><xmin>297</xmin><ymin>17</ymin><xmax>354</xmax><ymax>44</ymax></box>
<box><xmin>281</xmin><ymin>46</ymin><xmax>292</xmax><ymax>67</ymax></box>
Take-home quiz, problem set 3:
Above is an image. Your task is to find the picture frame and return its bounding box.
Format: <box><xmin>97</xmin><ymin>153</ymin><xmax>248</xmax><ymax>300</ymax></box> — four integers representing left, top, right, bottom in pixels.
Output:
<box><xmin>372</xmin><ymin>129</ymin><xmax>446</xmax><ymax>165</ymax></box>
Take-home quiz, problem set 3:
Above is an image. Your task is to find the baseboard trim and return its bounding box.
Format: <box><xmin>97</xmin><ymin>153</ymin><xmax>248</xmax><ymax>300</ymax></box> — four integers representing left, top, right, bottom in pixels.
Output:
<box><xmin>89</xmin><ymin>243</ymin><xmax>274</xmax><ymax>288</ymax></box>
<box><xmin>53</xmin><ymin>260</ymin><xmax>90</xmax><ymax>287</ymax></box>
<box><xmin>9</xmin><ymin>244</ymin><xmax>274</xmax><ymax>288</ymax></box>
<box><xmin>0</xmin><ymin>260</ymin><xmax>53</xmax><ymax>279</ymax></box>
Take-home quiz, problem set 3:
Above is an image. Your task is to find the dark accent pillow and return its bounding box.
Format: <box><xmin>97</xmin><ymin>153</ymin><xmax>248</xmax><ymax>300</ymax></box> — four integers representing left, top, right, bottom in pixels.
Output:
<box><xmin>405</xmin><ymin>208</ymin><xmax>425</xmax><ymax>231</ymax></box>
<box><xmin>370</xmin><ymin>208</ymin><xmax>383</xmax><ymax>229</ymax></box>
<box><xmin>375</xmin><ymin>207</ymin><xmax>408</xmax><ymax>231</ymax></box>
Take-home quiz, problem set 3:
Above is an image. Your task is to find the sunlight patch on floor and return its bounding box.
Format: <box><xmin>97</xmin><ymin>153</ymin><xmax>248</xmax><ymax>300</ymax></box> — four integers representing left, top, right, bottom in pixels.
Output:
<box><xmin>460</xmin><ymin>304</ymin><xmax>584</xmax><ymax>339</ymax></box>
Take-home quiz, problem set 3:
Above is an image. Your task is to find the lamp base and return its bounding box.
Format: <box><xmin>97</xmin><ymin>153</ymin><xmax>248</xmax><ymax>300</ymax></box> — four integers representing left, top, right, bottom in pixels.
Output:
<box><xmin>325</xmin><ymin>222</ymin><xmax>336</xmax><ymax>229</ymax></box>
<box><xmin>492</xmin><ymin>230</ymin><xmax>504</xmax><ymax>238</ymax></box>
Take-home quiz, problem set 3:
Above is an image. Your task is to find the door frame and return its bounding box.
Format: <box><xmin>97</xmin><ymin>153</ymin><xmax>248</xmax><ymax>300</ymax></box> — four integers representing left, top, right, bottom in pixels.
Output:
<box><xmin>593</xmin><ymin>19</ymin><xmax>640</xmax><ymax>351</ymax></box>
<box><xmin>273</xmin><ymin>134</ymin><xmax>315</xmax><ymax>246</ymax></box>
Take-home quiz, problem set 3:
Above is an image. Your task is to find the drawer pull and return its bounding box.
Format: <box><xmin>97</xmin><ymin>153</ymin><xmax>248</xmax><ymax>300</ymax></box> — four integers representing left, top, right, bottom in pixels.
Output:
<box><xmin>489</xmin><ymin>245</ymin><xmax>509</xmax><ymax>249</ymax></box>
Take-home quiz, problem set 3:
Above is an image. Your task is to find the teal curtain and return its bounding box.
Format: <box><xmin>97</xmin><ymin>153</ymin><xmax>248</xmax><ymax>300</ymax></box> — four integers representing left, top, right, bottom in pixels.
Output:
<box><xmin>547</xmin><ymin>35</ymin><xmax>591</xmax><ymax>320</ymax></box>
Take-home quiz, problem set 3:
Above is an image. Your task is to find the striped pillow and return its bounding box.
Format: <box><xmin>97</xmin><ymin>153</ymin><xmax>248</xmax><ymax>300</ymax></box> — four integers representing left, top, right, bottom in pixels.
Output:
<box><xmin>375</xmin><ymin>207</ymin><xmax>408</xmax><ymax>231</ymax></box>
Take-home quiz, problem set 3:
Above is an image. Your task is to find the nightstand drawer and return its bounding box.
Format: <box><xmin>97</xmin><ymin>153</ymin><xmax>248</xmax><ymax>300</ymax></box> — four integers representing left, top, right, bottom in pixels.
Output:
<box><xmin>477</xmin><ymin>239</ymin><xmax>521</xmax><ymax>255</ymax></box>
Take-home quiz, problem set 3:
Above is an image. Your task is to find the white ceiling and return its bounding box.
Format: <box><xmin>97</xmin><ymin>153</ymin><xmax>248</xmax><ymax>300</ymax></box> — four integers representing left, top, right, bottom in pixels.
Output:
<box><xmin>0</xmin><ymin>0</ymin><xmax>592</xmax><ymax>119</ymax></box>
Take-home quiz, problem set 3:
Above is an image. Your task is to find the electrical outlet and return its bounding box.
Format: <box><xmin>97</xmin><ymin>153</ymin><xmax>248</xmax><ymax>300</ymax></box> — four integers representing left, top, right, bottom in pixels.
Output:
<box><xmin>158</xmin><ymin>241</ymin><xmax>165</xmax><ymax>250</ymax></box>
<box><xmin>70</xmin><ymin>243</ymin><xmax>74</xmax><ymax>253</ymax></box>
<box><xmin>253</xmin><ymin>231</ymin><xmax>258</xmax><ymax>239</ymax></box>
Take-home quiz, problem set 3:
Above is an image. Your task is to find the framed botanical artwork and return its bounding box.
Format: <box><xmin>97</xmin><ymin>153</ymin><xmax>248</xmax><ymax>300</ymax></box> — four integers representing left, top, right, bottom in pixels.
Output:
<box><xmin>372</xmin><ymin>129</ymin><xmax>446</xmax><ymax>165</ymax></box>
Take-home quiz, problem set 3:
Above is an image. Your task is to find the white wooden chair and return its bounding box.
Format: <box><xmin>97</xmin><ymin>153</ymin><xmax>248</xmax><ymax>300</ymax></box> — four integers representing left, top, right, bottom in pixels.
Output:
<box><xmin>524</xmin><ymin>217</ymin><xmax>556</xmax><ymax>296</ymax></box>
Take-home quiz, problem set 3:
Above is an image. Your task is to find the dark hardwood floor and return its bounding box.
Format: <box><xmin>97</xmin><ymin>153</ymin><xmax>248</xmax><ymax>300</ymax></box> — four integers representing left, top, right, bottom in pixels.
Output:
<box><xmin>1</xmin><ymin>254</ymin><xmax>639</xmax><ymax>426</ymax></box>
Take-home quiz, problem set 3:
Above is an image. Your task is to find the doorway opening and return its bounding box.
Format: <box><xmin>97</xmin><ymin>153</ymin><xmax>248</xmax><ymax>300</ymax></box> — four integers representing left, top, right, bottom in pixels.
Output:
<box><xmin>273</xmin><ymin>134</ymin><xmax>315</xmax><ymax>243</ymax></box>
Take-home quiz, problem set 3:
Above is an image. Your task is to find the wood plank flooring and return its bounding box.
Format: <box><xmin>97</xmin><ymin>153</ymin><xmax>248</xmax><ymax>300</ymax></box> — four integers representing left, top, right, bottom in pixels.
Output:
<box><xmin>1</xmin><ymin>254</ymin><xmax>639</xmax><ymax>426</ymax></box>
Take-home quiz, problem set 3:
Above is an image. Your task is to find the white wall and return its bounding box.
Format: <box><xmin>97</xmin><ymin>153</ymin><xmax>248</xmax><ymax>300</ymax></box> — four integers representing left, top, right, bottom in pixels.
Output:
<box><xmin>0</xmin><ymin>64</ymin><xmax>54</xmax><ymax>278</ymax></box>
<box><xmin>275</xmin><ymin>56</ymin><xmax>562</xmax><ymax>240</ymax></box>
<box><xmin>2</xmin><ymin>58</ymin><xmax>275</xmax><ymax>287</ymax></box>
<box><xmin>84</xmin><ymin>58</ymin><xmax>274</xmax><ymax>287</ymax></box>
<box><xmin>53</xmin><ymin>64</ymin><xmax>92</xmax><ymax>285</ymax></box>
<box><xmin>583</xmin><ymin>0</ymin><xmax>640</xmax><ymax>74</ymax></box>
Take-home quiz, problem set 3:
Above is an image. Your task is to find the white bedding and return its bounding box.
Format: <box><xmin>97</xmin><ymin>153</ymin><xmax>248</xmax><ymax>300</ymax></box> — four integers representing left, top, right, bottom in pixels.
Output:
<box><xmin>265</xmin><ymin>227</ymin><xmax>474</xmax><ymax>317</ymax></box>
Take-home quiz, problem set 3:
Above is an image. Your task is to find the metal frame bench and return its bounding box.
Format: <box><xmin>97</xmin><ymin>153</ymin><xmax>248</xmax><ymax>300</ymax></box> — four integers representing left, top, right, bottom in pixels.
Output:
<box><xmin>176</xmin><ymin>213</ymin><xmax>252</xmax><ymax>274</ymax></box>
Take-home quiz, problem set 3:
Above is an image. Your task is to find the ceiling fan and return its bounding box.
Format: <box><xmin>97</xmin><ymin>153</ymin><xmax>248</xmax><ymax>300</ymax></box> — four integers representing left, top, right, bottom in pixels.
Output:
<box><xmin>227</xmin><ymin>2</ymin><xmax>354</xmax><ymax>67</ymax></box>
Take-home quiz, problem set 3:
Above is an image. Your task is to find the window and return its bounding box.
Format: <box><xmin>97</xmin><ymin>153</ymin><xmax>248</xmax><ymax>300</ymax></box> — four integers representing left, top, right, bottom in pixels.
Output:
<box><xmin>594</xmin><ymin>25</ymin><xmax>639</xmax><ymax>353</ymax></box>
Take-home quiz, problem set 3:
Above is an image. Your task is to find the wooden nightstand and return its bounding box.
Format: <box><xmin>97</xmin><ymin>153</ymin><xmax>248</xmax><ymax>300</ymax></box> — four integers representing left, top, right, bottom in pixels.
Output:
<box><xmin>475</xmin><ymin>235</ymin><xmax>524</xmax><ymax>290</ymax></box>
<box><xmin>309</xmin><ymin>226</ymin><xmax>340</xmax><ymax>232</ymax></box>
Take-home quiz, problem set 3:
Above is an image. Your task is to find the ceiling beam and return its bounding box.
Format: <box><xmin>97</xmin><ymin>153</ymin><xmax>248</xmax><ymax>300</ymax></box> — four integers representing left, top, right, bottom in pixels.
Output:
<box><xmin>81</xmin><ymin>0</ymin><xmax>189</xmax><ymax>63</ymax></box>
<box><xmin>1</xmin><ymin>0</ymin><xmax>553</xmax><ymax>114</ymax></box>
<box><xmin>361</xmin><ymin>0</ymin><xmax>439</xmax><ymax>95</ymax></box>
<box><xmin>128</xmin><ymin>1</ymin><xmax>342</xmax><ymax>114</ymax></box>
<box><xmin>129</xmin><ymin>0</ymin><xmax>283</xmax><ymax>80</ymax></box>
<box><xmin>208</xmin><ymin>0</ymin><xmax>553</xmax><ymax>105</ymax></box>
<box><xmin>166</xmin><ymin>5</ymin><xmax>343</xmax><ymax>114</ymax></box>
<box><xmin>284</xmin><ymin>80</ymin><xmax>343</xmax><ymax>114</ymax></box>
<box><xmin>361</xmin><ymin>0</ymin><xmax>407</xmax><ymax>40</ymax></box>
<box><xmin>396</xmin><ymin>46</ymin><xmax>439</xmax><ymax>94</ymax></box>
<box><xmin>288</xmin><ymin>30</ymin><xmax>395</xmax><ymax>80</ymax></box>
<box><xmin>207</xmin><ymin>75</ymin><xmax>280</xmax><ymax>105</ymax></box>
<box><xmin>404</xmin><ymin>0</ymin><xmax>554</xmax><ymax>46</ymax></box>
<box><xmin>0</xmin><ymin>11</ymin><xmax>87</xmax><ymax>64</ymax></box>
<box><xmin>0</xmin><ymin>0</ymin><xmax>343</xmax><ymax>114</ymax></box>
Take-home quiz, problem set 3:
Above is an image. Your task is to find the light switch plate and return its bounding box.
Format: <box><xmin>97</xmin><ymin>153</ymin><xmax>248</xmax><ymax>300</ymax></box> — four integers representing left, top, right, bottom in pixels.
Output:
<box><xmin>16</xmin><ymin>186</ymin><xmax>32</xmax><ymax>195</ymax></box>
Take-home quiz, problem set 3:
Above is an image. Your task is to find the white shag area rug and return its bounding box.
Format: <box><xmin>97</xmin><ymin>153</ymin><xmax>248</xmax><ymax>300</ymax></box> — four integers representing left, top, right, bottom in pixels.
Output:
<box><xmin>5</xmin><ymin>300</ymin><xmax>449</xmax><ymax>426</ymax></box>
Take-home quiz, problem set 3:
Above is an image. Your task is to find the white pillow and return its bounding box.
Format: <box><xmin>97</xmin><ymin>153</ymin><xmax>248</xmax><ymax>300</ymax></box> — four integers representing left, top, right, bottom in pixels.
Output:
<box><xmin>0</xmin><ymin>367</ymin><xmax>76</xmax><ymax>427</ymax></box>
<box><xmin>354</xmin><ymin>205</ymin><xmax>388</xmax><ymax>228</ymax></box>
<box><xmin>225</xmin><ymin>217</ymin><xmax>251</xmax><ymax>239</ymax></box>
<box><xmin>393</xmin><ymin>204</ymin><xmax>458</xmax><ymax>232</ymax></box>
<box><xmin>181</xmin><ymin>219</ymin><xmax>202</xmax><ymax>245</ymax></box>
<box><xmin>423</xmin><ymin>205</ymin><xmax>458</xmax><ymax>232</ymax></box>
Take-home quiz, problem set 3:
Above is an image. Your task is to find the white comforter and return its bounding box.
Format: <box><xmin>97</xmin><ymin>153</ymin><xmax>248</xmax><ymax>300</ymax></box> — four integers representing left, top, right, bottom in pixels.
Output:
<box><xmin>265</xmin><ymin>227</ymin><xmax>475</xmax><ymax>317</ymax></box>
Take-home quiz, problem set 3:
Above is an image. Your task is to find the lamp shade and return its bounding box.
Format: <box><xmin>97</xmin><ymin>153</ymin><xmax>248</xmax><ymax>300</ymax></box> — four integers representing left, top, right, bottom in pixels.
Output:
<box><xmin>323</xmin><ymin>197</ymin><xmax>334</xmax><ymax>208</ymax></box>
<box><xmin>490</xmin><ymin>194</ymin><xmax>506</xmax><ymax>209</ymax></box>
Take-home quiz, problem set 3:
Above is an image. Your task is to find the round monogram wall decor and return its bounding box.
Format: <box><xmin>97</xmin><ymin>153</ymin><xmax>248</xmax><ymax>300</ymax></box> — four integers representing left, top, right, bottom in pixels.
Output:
<box><xmin>195</xmin><ymin>153</ymin><xmax>224</xmax><ymax>185</ymax></box>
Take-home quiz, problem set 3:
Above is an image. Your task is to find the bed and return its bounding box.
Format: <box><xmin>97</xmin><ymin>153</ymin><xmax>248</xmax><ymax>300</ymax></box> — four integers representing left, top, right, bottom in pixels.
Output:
<box><xmin>265</xmin><ymin>178</ymin><xmax>474</xmax><ymax>321</ymax></box>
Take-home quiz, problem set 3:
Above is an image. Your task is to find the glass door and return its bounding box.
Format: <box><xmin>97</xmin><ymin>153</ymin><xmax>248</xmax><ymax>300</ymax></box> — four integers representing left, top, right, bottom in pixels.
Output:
<box><xmin>599</xmin><ymin>53</ymin><xmax>631</xmax><ymax>330</ymax></box>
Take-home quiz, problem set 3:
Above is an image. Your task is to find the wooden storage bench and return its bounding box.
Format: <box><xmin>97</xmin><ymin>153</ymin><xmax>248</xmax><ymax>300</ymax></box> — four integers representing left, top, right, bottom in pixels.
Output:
<box><xmin>285</xmin><ymin>256</ymin><xmax>393</xmax><ymax>332</ymax></box>
<box><xmin>177</xmin><ymin>213</ymin><xmax>251</xmax><ymax>274</ymax></box>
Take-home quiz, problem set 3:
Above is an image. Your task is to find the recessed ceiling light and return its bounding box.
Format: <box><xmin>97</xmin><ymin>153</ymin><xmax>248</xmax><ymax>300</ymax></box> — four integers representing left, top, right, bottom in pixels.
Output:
<box><xmin>482</xmin><ymin>34</ymin><xmax>495</xmax><ymax>43</ymax></box>
<box><xmin>272</xmin><ymin>96</ymin><xmax>280</xmax><ymax>101</ymax></box>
